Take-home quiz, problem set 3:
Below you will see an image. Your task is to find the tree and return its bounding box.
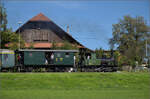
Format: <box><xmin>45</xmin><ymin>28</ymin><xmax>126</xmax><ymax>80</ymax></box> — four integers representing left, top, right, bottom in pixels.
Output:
<box><xmin>51</xmin><ymin>41</ymin><xmax>57</xmax><ymax>49</ymax></box>
<box><xmin>0</xmin><ymin>3</ymin><xmax>25</xmax><ymax>50</ymax></box>
<box><xmin>8</xmin><ymin>33</ymin><xmax>25</xmax><ymax>50</ymax></box>
<box><xmin>0</xmin><ymin>3</ymin><xmax>8</xmax><ymax>48</ymax></box>
<box><xmin>1</xmin><ymin>29</ymin><xmax>11</xmax><ymax>48</ymax></box>
<box><xmin>28</xmin><ymin>42</ymin><xmax>34</xmax><ymax>49</ymax></box>
<box><xmin>59</xmin><ymin>41</ymin><xmax>79</xmax><ymax>50</ymax></box>
<box><xmin>0</xmin><ymin>3</ymin><xmax>7</xmax><ymax>31</ymax></box>
<box><xmin>109</xmin><ymin>15</ymin><xmax>150</xmax><ymax>67</ymax></box>
<box><xmin>60</xmin><ymin>41</ymin><xmax>75</xmax><ymax>50</ymax></box>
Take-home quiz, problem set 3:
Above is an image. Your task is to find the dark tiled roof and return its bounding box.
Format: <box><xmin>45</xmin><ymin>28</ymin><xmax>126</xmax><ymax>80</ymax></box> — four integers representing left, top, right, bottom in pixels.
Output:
<box><xmin>15</xmin><ymin>13</ymin><xmax>90</xmax><ymax>50</ymax></box>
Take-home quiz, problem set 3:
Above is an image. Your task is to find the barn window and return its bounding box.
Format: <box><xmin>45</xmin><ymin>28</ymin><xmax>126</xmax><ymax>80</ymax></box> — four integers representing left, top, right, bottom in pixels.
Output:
<box><xmin>65</xmin><ymin>52</ymin><xmax>69</xmax><ymax>58</ymax></box>
<box><xmin>4</xmin><ymin>54</ymin><xmax>8</xmax><ymax>61</ymax></box>
<box><xmin>33</xmin><ymin>31</ymin><xmax>48</xmax><ymax>42</ymax></box>
<box><xmin>29</xmin><ymin>53</ymin><xmax>32</xmax><ymax>57</ymax></box>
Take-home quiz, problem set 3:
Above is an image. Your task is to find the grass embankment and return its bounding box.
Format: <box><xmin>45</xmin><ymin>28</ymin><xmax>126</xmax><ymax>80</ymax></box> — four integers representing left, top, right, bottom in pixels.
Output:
<box><xmin>0</xmin><ymin>72</ymin><xmax>150</xmax><ymax>99</ymax></box>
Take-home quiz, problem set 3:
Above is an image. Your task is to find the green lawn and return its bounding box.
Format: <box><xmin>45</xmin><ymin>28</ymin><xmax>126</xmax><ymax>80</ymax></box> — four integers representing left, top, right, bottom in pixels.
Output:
<box><xmin>0</xmin><ymin>72</ymin><xmax>150</xmax><ymax>99</ymax></box>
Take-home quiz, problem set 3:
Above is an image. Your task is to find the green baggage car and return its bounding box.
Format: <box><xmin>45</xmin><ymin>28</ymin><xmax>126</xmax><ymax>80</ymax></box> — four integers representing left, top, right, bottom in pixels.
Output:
<box><xmin>18</xmin><ymin>49</ymin><xmax>78</xmax><ymax>67</ymax></box>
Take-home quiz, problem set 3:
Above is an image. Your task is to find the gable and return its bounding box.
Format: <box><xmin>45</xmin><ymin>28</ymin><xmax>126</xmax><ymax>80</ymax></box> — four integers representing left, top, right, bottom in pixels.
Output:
<box><xmin>16</xmin><ymin>13</ymin><xmax>85</xmax><ymax>47</ymax></box>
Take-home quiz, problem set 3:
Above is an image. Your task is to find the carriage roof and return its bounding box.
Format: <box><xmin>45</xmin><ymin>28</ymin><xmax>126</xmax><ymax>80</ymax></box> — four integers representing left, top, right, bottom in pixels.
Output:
<box><xmin>0</xmin><ymin>49</ymin><xmax>14</xmax><ymax>54</ymax></box>
<box><xmin>18</xmin><ymin>49</ymin><xmax>79</xmax><ymax>52</ymax></box>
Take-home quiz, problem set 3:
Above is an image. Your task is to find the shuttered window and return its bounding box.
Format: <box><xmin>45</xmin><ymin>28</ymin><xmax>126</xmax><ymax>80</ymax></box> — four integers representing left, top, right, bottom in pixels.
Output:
<box><xmin>33</xmin><ymin>30</ymin><xmax>48</xmax><ymax>42</ymax></box>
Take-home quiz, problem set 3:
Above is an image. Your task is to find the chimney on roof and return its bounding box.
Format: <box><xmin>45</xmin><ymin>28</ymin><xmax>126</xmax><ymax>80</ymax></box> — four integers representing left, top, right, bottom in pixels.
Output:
<box><xmin>67</xmin><ymin>25</ymin><xmax>69</xmax><ymax>33</ymax></box>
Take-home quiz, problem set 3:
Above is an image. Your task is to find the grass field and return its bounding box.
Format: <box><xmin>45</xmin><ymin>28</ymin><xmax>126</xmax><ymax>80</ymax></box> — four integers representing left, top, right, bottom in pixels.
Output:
<box><xmin>0</xmin><ymin>72</ymin><xmax>150</xmax><ymax>99</ymax></box>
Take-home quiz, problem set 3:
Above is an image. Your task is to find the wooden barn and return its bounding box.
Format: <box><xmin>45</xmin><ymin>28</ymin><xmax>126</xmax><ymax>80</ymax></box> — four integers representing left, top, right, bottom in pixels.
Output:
<box><xmin>15</xmin><ymin>13</ymin><xmax>85</xmax><ymax>49</ymax></box>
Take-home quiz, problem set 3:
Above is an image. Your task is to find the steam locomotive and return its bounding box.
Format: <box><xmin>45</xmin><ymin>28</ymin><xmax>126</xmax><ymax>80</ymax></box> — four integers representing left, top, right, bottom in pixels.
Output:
<box><xmin>0</xmin><ymin>49</ymin><xmax>117</xmax><ymax>72</ymax></box>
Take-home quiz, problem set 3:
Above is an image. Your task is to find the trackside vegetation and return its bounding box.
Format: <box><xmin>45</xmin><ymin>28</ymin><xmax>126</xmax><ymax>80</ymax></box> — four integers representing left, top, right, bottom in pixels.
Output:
<box><xmin>0</xmin><ymin>72</ymin><xmax>150</xmax><ymax>99</ymax></box>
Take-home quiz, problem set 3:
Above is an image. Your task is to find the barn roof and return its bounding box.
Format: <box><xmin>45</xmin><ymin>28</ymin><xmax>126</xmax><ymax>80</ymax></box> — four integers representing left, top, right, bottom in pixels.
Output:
<box><xmin>29</xmin><ymin>13</ymin><xmax>51</xmax><ymax>22</ymax></box>
<box><xmin>16</xmin><ymin>13</ymin><xmax>85</xmax><ymax>47</ymax></box>
<box><xmin>13</xmin><ymin>13</ymin><xmax>94</xmax><ymax>51</ymax></box>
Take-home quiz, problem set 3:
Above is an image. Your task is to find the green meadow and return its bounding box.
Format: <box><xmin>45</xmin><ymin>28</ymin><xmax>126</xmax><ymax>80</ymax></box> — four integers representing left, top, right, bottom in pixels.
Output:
<box><xmin>0</xmin><ymin>72</ymin><xmax>150</xmax><ymax>99</ymax></box>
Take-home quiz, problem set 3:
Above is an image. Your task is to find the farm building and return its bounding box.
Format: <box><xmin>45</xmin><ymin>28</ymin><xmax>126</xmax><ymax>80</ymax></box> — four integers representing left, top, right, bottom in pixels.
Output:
<box><xmin>14</xmin><ymin>13</ymin><xmax>85</xmax><ymax>49</ymax></box>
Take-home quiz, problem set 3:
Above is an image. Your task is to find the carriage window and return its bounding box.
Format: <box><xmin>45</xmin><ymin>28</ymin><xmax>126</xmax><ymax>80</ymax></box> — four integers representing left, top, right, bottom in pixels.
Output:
<box><xmin>29</xmin><ymin>52</ymin><xmax>33</xmax><ymax>57</ymax></box>
<box><xmin>57</xmin><ymin>53</ymin><xmax>61</xmax><ymax>57</ymax></box>
<box><xmin>0</xmin><ymin>54</ymin><xmax>2</xmax><ymax>61</ymax></box>
<box><xmin>65</xmin><ymin>52</ymin><xmax>69</xmax><ymax>58</ymax></box>
<box><xmin>0</xmin><ymin>54</ymin><xmax>1</xmax><ymax>66</ymax></box>
<box><xmin>4</xmin><ymin>54</ymin><xmax>8</xmax><ymax>60</ymax></box>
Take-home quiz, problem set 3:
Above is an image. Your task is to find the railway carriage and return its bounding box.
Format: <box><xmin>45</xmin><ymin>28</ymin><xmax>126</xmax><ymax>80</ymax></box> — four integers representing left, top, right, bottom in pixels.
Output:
<box><xmin>15</xmin><ymin>49</ymin><xmax>78</xmax><ymax>72</ymax></box>
<box><xmin>0</xmin><ymin>49</ymin><xmax>15</xmax><ymax>71</ymax></box>
<box><xmin>0</xmin><ymin>49</ymin><xmax>117</xmax><ymax>72</ymax></box>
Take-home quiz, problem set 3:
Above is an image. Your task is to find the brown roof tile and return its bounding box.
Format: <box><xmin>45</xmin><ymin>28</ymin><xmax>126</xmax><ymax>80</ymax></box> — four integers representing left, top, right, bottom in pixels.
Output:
<box><xmin>29</xmin><ymin>13</ymin><xmax>51</xmax><ymax>22</ymax></box>
<box><xmin>5</xmin><ymin>43</ymin><xmax>84</xmax><ymax>49</ymax></box>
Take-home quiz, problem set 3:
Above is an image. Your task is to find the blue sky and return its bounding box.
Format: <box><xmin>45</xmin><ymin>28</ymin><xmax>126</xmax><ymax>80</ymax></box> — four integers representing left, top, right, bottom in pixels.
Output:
<box><xmin>3</xmin><ymin>0</ymin><xmax>150</xmax><ymax>50</ymax></box>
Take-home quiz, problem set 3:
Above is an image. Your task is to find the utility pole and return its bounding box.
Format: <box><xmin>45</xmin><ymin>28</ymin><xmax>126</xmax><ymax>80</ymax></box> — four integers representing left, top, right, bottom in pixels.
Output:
<box><xmin>146</xmin><ymin>40</ymin><xmax>148</xmax><ymax>66</ymax></box>
<box><xmin>67</xmin><ymin>25</ymin><xmax>69</xmax><ymax>33</ymax></box>
<box><xmin>18</xmin><ymin>21</ymin><xmax>22</xmax><ymax>50</ymax></box>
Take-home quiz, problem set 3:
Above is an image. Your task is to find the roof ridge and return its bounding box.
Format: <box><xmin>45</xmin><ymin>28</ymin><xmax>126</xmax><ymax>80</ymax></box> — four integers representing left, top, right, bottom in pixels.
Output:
<box><xmin>29</xmin><ymin>13</ymin><xmax>51</xmax><ymax>21</ymax></box>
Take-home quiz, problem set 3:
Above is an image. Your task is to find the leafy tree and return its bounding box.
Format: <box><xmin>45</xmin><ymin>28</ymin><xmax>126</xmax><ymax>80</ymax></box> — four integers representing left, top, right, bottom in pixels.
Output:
<box><xmin>61</xmin><ymin>41</ymin><xmax>74</xmax><ymax>50</ymax></box>
<box><xmin>8</xmin><ymin>33</ymin><xmax>25</xmax><ymax>50</ymax></box>
<box><xmin>0</xmin><ymin>3</ymin><xmax>8</xmax><ymax>48</ymax></box>
<box><xmin>0</xmin><ymin>3</ymin><xmax>25</xmax><ymax>50</ymax></box>
<box><xmin>109</xmin><ymin>15</ymin><xmax>150</xmax><ymax>67</ymax></box>
<box><xmin>113</xmin><ymin>50</ymin><xmax>128</xmax><ymax>68</ymax></box>
<box><xmin>1</xmin><ymin>29</ymin><xmax>11</xmax><ymax>48</ymax></box>
<box><xmin>51</xmin><ymin>40</ymin><xmax>79</xmax><ymax>50</ymax></box>
<box><xmin>59</xmin><ymin>41</ymin><xmax>79</xmax><ymax>50</ymax></box>
<box><xmin>113</xmin><ymin>51</ymin><xmax>120</xmax><ymax>65</ymax></box>
<box><xmin>51</xmin><ymin>41</ymin><xmax>57</xmax><ymax>49</ymax></box>
<box><xmin>28</xmin><ymin>42</ymin><xmax>34</xmax><ymax>49</ymax></box>
<box><xmin>0</xmin><ymin>3</ymin><xmax>7</xmax><ymax>31</ymax></box>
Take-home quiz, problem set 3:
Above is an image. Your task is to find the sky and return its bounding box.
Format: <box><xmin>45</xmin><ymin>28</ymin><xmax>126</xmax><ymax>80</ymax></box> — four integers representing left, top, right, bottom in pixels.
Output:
<box><xmin>2</xmin><ymin>0</ymin><xmax>150</xmax><ymax>50</ymax></box>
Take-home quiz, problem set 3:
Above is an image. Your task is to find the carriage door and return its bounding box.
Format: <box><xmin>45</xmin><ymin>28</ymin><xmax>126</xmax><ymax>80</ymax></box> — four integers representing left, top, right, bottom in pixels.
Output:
<box><xmin>45</xmin><ymin>52</ymin><xmax>54</xmax><ymax>65</ymax></box>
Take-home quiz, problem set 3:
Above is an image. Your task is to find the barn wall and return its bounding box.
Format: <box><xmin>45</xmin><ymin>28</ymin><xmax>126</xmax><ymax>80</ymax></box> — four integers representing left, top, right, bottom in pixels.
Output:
<box><xmin>18</xmin><ymin>21</ymin><xmax>65</xmax><ymax>43</ymax></box>
<box><xmin>16</xmin><ymin>21</ymin><xmax>82</xmax><ymax>46</ymax></box>
<box><xmin>21</xmin><ymin>29</ymin><xmax>63</xmax><ymax>43</ymax></box>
